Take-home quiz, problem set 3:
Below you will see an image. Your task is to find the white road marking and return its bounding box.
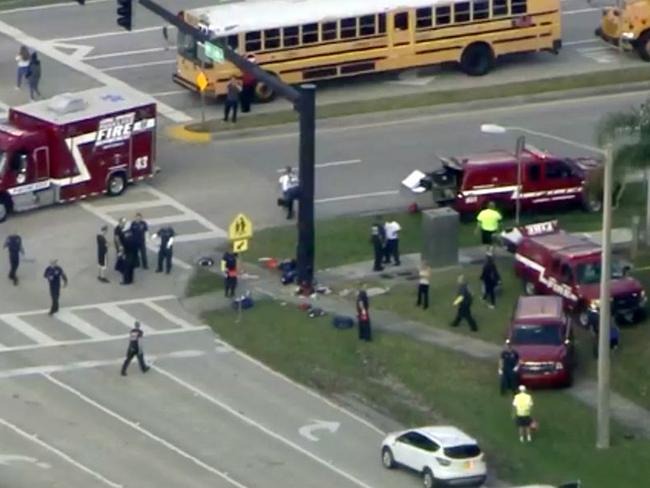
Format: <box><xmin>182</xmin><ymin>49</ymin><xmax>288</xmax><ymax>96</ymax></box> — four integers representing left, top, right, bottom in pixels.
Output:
<box><xmin>103</xmin><ymin>59</ymin><xmax>176</xmax><ymax>72</ymax></box>
<box><xmin>154</xmin><ymin>366</ymin><xmax>375</xmax><ymax>488</ymax></box>
<box><xmin>85</xmin><ymin>47</ymin><xmax>171</xmax><ymax>60</ymax></box>
<box><xmin>143</xmin><ymin>302</ymin><xmax>195</xmax><ymax>329</ymax></box>
<box><xmin>11</xmin><ymin>295</ymin><xmax>177</xmax><ymax>317</ymax></box>
<box><xmin>49</xmin><ymin>25</ymin><xmax>164</xmax><ymax>43</ymax></box>
<box><xmin>86</xmin><ymin>199</ymin><xmax>171</xmax><ymax>214</ymax></box>
<box><xmin>298</xmin><ymin>420</ymin><xmax>340</xmax><ymax>442</ymax></box>
<box><xmin>0</xmin><ymin>417</ymin><xmax>122</xmax><ymax>488</ymax></box>
<box><xmin>145</xmin><ymin>214</ymin><xmax>197</xmax><ymax>226</ymax></box>
<box><xmin>0</xmin><ymin>454</ymin><xmax>50</xmax><ymax>469</ymax></box>
<box><xmin>99</xmin><ymin>305</ymin><xmax>156</xmax><ymax>334</ymax></box>
<box><xmin>0</xmin><ymin>0</ymin><xmax>110</xmax><ymax>14</ymax></box>
<box><xmin>564</xmin><ymin>8</ymin><xmax>600</xmax><ymax>14</ymax></box>
<box><xmin>0</xmin><ymin>100</ymin><xmax>9</xmax><ymax>112</ymax></box>
<box><xmin>0</xmin><ymin>351</ymin><xmax>203</xmax><ymax>379</ymax></box>
<box><xmin>49</xmin><ymin>41</ymin><xmax>94</xmax><ymax>60</ymax></box>
<box><xmin>388</xmin><ymin>77</ymin><xmax>436</xmax><ymax>87</ymax></box>
<box><xmin>54</xmin><ymin>310</ymin><xmax>110</xmax><ymax>339</ymax></box>
<box><xmin>0</xmin><ymin>315</ymin><xmax>55</xmax><ymax>345</ymax></box>
<box><xmin>578</xmin><ymin>46</ymin><xmax>618</xmax><ymax>64</ymax></box>
<box><xmin>316</xmin><ymin>159</ymin><xmax>362</xmax><ymax>168</ymax></box>
<box><xmin>152</xmin><ymin>89</ymin><xmax>187</xmax><ymax>97</ymax></box>
<box><xmin>0</xmin><ymin>21</ymin><xmax>190</xmax><ymax>123</ymax></box>
<box><xmin>565</xmin><ymin>39</ymin><xmax>599</xmax><ymax>46</ymax></box>
<box><xmin>173</xmin><ymin>231</ymin><xmax>227</xmax><ymax>243</ymax></box>
<box><xmin>45</xmin><ymin>375</ymin><xmax>249</xmax><ymax>488</ymax></box>
<box><xmin>316</xmin><ymin>190</ymin><xmax>399</xmax><ymax>203</ymax></box>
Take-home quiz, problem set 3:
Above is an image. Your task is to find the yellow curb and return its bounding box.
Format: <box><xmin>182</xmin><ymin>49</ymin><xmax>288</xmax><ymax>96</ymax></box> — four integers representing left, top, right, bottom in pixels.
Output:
<box><xmin>166</xmin><ymin>124</ymin><xmax>212</xmax><ymax>143</ymax></box>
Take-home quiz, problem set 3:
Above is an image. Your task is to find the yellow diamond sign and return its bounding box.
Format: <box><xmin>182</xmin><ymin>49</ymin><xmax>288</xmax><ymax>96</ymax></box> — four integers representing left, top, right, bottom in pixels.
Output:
<box><xmin>196</xmin><ymin>71</ymin><xmax>208</xmax><ymax>92</ymax></box>
<box><xmin>228</xmin><ymin>213</ymin><xmax>253</xmax><ymax>240</ymax></box>
<box><xmin>232</xmin><ymin>239</ymin><xmax>249</xmax><ymax>253</ymax></box>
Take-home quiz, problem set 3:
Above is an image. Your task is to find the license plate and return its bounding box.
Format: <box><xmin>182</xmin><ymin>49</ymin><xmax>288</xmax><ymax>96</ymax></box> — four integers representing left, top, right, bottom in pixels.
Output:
<box><xmin>465</xmin><ymin>461</ymin><xmax>474</xmax><ymax>469</ymax></box>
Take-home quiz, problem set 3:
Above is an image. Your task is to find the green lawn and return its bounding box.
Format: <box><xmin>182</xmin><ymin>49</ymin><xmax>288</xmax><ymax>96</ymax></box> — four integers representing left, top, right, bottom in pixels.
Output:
<box><xmin>205</xmin><ymin>301</ymin><xmax>647</xmax><ymax>487</ymax></box>
<box><xmin>185</xmin><ymin>267</ymin><xmax>224</xmax><ymax>297</ymax></box>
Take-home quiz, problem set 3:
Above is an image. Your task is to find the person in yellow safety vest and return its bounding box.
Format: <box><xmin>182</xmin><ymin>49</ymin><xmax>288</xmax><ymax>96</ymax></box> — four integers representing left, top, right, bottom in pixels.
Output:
<box><xmin>221</xmin><ymin>251</ymin><xmax>239</xmax><ymax>298</ymax></box>
<box><xmin>512</xmin><ymin>385</ymin><xmax>534</xmax><ymax>443</ymax></box>
<box><xmin>476</xmin><ymin>201</ymin><xmax>503</xmax><ymax>251</ymax></box>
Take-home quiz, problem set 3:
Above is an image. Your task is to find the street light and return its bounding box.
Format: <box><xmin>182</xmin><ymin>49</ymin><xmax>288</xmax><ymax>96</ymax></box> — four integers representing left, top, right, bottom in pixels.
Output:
<box><xmin>481</xmin><ymin>122</ymin><xmax>614</xmax><ymax>449</ymax></box>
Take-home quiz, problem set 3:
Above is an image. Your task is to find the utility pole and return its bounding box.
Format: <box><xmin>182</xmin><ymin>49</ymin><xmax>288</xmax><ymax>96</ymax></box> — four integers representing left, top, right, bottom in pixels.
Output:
<box><xmin>596</xmin><ymin>143</ymin><xmax>613</xmax><ymax>449</ymax></box>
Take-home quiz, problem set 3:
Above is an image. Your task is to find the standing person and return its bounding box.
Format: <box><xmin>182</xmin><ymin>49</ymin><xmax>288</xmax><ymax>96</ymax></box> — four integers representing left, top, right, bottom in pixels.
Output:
<box><xmin>480</xmin><ymin>254</ymin><xmax>501</xmax><ymax>309</ymax></box>
<box><xmin>240</xmin><ymin>67</ymin><xmax>257</xmax><ymax>113</ymax></box>
<box><xmin>44</xmin><ymin>259</ymin><xmax>68</xmax><ymax>315</ymax></box>
<box><xmin>476</xmin><ymin>201</ymin><xmax>502</xmax><ymax>252</ymax></box>
<box><xmin>223</xmin><ymin>76</ymin><xmax>242</xmax><ymax>123</ymax></box>
<box><xmin>416</xmin><ymin>263</ymin><xmax>431</xmax><ymax>309</ymax></box>
<box><xmin>26</xmin><ymin>52</ymin><xmax>41</xmax><ymax>101</ymax></box>
<box><xmin>114</xmin><ymin>217</ymin><xmax>127</xmax><ymax>255</ymax></box>
<box><xmin>4</xmin><ymin>234</ymin><xmax>24</xmax><ymax>286</ymax></box>
<box><xmin>278</xmin><ymin>166</ymin><xmax>299</xmax><ymax>219</ymax></box>
<box><xmin>499</xmin><ymin>340</ymin><xmax>520</xmax><ymax>395</ymax></box>
<box><xmin>370</xmin><ymin>217</ymin><xmax>385</xmax><ymax>272</ymax></box>
<box><xmin>383</xmin><ymin>219</ymin><xmax>401</xmax><ymax>266</ymax></box>
<box><xmin>451</xmin><ymin>275</ymin><xmax>478</xmax><ymax>331</ymax></box>
<box><xmin>15</xmin><ymin>45</ymin><xmax>30</xmax><ymax>89</ymax></box>
<box><xmin>96</xmin><ymin>225</ymin><xmax>109</xmax><ymax>283</ymax></box>
<box><xmin>130</xmin><ymin>212</ymin><xmax>149</xmax><ymax>270</ymax></box>
<box><xmin>120</xmin><ymin>321</ymin><xmax>150</xmax><ymax>376</ymax></box>
<box><xmin>512</xmin><ymin>385</ymin><xmax>534</xmax><ymax>442</ymax></box>
<box><xmin>221</xmin><ymin>251</ymin><xmax>238</xmax><ymax>298</ymax></box>
<box><xmin>154</xmin><ymin>226</ymin><xmax>175</xmax><ymax>274</ymax></box>
<box><xmin>120</xmin><ymin>229</ymin><xmax>138</xmax><ymax>285</ymax></box>
<box><xmin>356</xmin><ymin>286</ymin><xmax>371</xmax><ymax>342</ymax></box>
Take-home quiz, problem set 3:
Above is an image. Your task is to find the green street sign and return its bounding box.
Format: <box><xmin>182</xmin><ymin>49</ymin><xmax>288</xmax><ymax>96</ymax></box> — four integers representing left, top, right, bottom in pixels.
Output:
<box><xmin>204</xmin><ymin>42</ymin><xmax>224</xmax><ymax>63</ymax></box>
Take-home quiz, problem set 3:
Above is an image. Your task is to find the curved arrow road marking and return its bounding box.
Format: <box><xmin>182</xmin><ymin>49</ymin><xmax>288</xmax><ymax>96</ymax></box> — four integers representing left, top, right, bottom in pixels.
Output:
<box><xmin>0</xmin><ymin>454</ymin><xmax>51</xmax><ymax>469</ymax></box>
<box><xmin>298</xmin><ymin>420</ymin><xmax>340</xmax><ymax>442</ymax></box>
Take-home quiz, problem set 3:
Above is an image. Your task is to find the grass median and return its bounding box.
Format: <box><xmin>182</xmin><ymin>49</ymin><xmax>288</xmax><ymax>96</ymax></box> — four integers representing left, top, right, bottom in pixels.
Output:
<box><xmin>204</xmin><ymin>300</ymin><xmax>647</xmax><ymax>487</ymax></box>
<box><xmin>187</xmin><ymin>67</ymin><xmax>650</xmax><ymax>133</ymax></box>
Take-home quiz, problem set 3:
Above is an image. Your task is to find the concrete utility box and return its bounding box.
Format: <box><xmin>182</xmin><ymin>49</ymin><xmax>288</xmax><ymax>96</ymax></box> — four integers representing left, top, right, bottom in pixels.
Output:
<box><xmin>421</xmin><ymin>207</ymin><xmax>459</xmax><ymax>268</ymax></box>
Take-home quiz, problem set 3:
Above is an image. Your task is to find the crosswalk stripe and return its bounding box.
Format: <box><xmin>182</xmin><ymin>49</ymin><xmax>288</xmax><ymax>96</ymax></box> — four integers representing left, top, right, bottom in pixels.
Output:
<box><xmin>144</xmin><ymin>301</ymin><xmax>195</xmax><ymax>329</ymax></box>
<box><xmin>55</xmin><ymin>311</ymin><xmax>111</xmax><ymax>339</ymax></box>
<box><xmin>174</xmin><ymin>231</ymin><xmax>225</xmax><ymax>243</ymax></box>
<box><xmin>99</xmin><ymin>305</ymin><xmax>155</xmax><ymax>334</ymax></box>
<box><xmin>146</xmin><ymin>214</ymin><xmax>197</xmax><ymax>226</ymax></box>
<box><xmin>0</xmin><ymin>315</ymin><xmax>55</xmax><ymax>345</ymax></box>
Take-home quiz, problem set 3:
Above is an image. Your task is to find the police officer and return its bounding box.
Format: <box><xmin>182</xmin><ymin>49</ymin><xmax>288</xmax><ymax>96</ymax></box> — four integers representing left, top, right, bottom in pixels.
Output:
<box><xmin>451</xmin><ymin>275</ymin><xmax>477</xmax><ymax>331</ymax></box>
<box><xmin>480</xmin><ymin>254</ymin><xmax>501</xmax><ymax>309</ymax></box>
<box><xmin>154</xmin><ymin>226</ymin><xmax>175</xmax><ymax>274</ymax></box>
<box><xmin>114</xmin><ymin>217</ymin><xmax>127</xmax><ymax>255</ymax></box>
<box><xmin>120</xmin><ymin>321</ymin><xmax>150</xmax><ymax>376</ymax></box>
<box><xmin>130</xmin><ymin>212</ymin><xmax>149</xmax><ymax>270</ymax></box>
<box><xmin>44</xmin><ymin>259</ymin><xmax>68</xmax><ymax>315</ymax></box>
<box><xmin>96</xmin><ymin>225</ymin><xmax>109</xmax><ymax>283</ymax></box>
<box><xmin>4</xmin><ymin>233</ymin><xmax>24</xmax><ymax>285</ymax></box>
<box><xmin>499</xmin><ymin>340</ymin><xmax>520</xmax><ymax>395</ymax></box>
<box><xmin>221</xmin><ymin>251</ymin><xmax>238</xmax><ymax>298</ymax></box>
<box><xmin>370</xmin><ymin>217</ymin><xmax>385</xmax><ymax>272</ymax></box>
<box><xmin>120</xmin><ymin>229</ymin><xmax>138</xmax><ymax>285</ymax></box>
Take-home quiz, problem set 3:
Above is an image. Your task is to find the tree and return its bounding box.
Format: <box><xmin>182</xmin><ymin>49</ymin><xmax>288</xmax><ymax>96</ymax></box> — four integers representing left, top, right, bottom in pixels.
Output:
<box><xmin>596</xmin><ymin>98</ymin><xmax>650</xmax><ymax>241</ymax></box>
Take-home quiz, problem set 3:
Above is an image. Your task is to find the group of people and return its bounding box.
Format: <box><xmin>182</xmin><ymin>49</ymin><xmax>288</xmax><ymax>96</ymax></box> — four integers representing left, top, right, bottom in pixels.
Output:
<box><xmin>370</xmin><ymin>217</ymin><xmax>402</xmax><ymax>271</ymax></box>
<box><xmin>15</xmin><ymin>45</ymin><xmax>42</xmax><ymax>101</ymax></box>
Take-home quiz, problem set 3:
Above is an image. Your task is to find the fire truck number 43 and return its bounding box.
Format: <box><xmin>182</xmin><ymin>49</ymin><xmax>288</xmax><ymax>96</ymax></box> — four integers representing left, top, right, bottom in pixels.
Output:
<box><xmin>134</xmin><ymin>156</ymin><xmax>149</xmax><ymax>170</ymax></box>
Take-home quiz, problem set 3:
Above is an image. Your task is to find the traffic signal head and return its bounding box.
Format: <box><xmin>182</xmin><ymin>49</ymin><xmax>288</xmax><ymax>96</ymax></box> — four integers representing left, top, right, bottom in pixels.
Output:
<box><xmin>116</xmin><ymin>0</ymin><xmax>133</xmax><ymax>31</ymax></box>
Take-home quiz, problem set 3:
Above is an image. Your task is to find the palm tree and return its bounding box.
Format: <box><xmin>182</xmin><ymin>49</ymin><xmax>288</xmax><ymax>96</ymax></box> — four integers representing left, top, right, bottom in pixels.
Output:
<box><xmin>596</xmin><ymin>98</ymin><xmax>650</xmax><ymax>241</ymax></box>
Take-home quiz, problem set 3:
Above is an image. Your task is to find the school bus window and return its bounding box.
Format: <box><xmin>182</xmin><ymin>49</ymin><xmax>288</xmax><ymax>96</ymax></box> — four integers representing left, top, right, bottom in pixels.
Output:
<box><xmin>245</xmin><ymin>31</ymin><xmax>261</xmax><ymax>52</ymax></box>
<box><xmin>226</xmin><ymin>35</ymin><xmax>239</xmax><ymax>50</ymax></box>
<box><xmin>473</xmin><ymin>0</ymin><xmax>490</xmax><ymax>20</ymax></box>
<box><xmin>512</xmin><ymin>0</ymin><xmax>527</xmax><ymax>14</ymax></box>
<box><xmin>416</xmin><ymin>7</ymin><xmax>433</xmax><ymax>28</ymax></box>
<box><xmin>454</xmin><ymin>2</ymin><xmax>471</xmax><ymax>22</ymax></box>
<box><xmin>436</xmin><ymin>5</ymin><xmax>451</xmax><ymax>25</ymax></box>
<box><xmin>378</xmin><ymin>13</ymin><xmax>387</xmax><ymax>33</ymax></box>
<box><xmin>178</xmin><ymin>32</ymin><xmax>197</xmax><ymax>59</ymax></box>
<box><xmin>360</xmin><ymin>15</ymin><xmax>376</xmax><ymax>36</ymax></box>
<box><xmin>492</xmin><ymin>0</ymin><xmax>509</xmax><ymax>16</ymax></box>
<box><xmin>302</xmin><ymin>23</ymin><xmax>318</xmax><ymax>43</ymax></box>
<box><xmin>341</xmin><ymin>17</ymin><xmax>358</xmax><ymax>39</ymax></box>
<box><xmin>264</xmin><ymin>29</ymin><xmax>280</xmax><ymax>49</ymax></box>
<box><xmin>394</xmin><ymin>11</ymin><xmax>409</xmax><ymax>30</ymax></box>
<box><xmin>322</xmin><ymin>21</ymin><xmax>338</xmax><ymax>40</ymax></box>
<box><xmin>283</xmin><ymin>25</ymin><xmax>300</xmax><ymax>46</ymax></box>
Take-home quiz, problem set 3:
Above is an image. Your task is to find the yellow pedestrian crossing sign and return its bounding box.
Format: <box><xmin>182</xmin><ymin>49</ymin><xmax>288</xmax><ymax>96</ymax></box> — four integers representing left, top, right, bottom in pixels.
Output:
<box><xmin>228</xmin><ymin>213</ymin><xmax>253</xmax><ymax>240</ymax></box>
<box><xmin>232</xmin><ymin>239</ymin><xmax>249</xmax><ymax>253</ymax></box>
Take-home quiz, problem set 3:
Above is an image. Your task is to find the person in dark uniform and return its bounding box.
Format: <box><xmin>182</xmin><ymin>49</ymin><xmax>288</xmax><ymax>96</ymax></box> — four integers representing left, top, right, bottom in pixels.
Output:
<box><xmin>499</xmin><ymin>340</ymin><xmax>520</xmax><ymax>395</ymax></box>
<box><xmin>114</xmin><ymin>217</ymin><xmax>127</xmax><ymax>254</ymax></box>
<box><xmin>480</xmin><ymin>254</ymin><xmax>501</xmax><ymax>309</ymax></box>
<box><xmin>451</xmin><ymin>275</ymin><xmax>477</xmax><ymax>331</ymax></box>
<box><xmin>44</xmin><ymin>259</ymin><xmax>68</xmax><ymax>315</ymax></box>
<box><xmin>356</xmin><ymin>286</ymin><xmax>371</xmax><ymax>341</ymax></box>
<box><xmin>4</xmin><ymin>234</ymin><xmax>24</xmax><ymax>286</ymax></box>
<box><xmin>154</xmin><ymin>226</ymin><xmax>175</xmax><ymax>274</ymax></box>
<box><xmin>130</xmin><ymin>212</ymin><xmax>149</xmax><ymax>270</ymax></box>
<box><xmin>96</xmin><ymin>225</ymin><xmax>109</xmax><ymax>283</ymax></box>
<box><xmin>120</xmin><ymin>321</ymin><xmax>150</xmax><ymax>376</ymax></box>
<box><xmin>221</xmin><ymin>251</ymin><xmax>238</xmax><ymax>298</ymax></box>
<box><xmin>120</xmin><ymin>229</ymin><xmax>138</xmax><ymax>285</ymax></box>
<box><xmin>370</xmin><ymin>217</ymin><xmax>385</xmax><ymax>272</ymax></box>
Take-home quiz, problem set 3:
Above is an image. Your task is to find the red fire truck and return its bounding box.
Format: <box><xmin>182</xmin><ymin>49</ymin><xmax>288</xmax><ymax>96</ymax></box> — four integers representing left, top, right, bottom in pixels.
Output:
<box><xmin>0</xmin><ymin>87</ymin><xmax>157</xmax><ymax>222</ymax></box>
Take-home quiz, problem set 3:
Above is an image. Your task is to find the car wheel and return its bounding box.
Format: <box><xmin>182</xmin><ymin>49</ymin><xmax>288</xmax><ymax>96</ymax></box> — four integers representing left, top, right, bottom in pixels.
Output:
<box><xmin>523</xmin><ymin>280</ymin><xmax>536</xmax><ymax>296</ymax></box>
<box><xmin>381</xmin><ymin>447</ymin><xmax>395</xmax><ymax>469</ymax></box>
<box><xmin>582</xmin><ymin>196</ymin><xmax>602</xmax><ymax>213</ymax></box>
<box><xmin>107</xmin><ymin>173</ymin><xmax>126</xmax><ymax>197</ymax></box>
<box><xmin>0</xmin><ymin>200</ymin><xmax>8</xmax><ymax>223</ymax></box>
<box><xmin>422</xmin><ymin>468</ymin><xmax>436</xmax><ymax>488</ymax></box>
<box><xmin>635</xmin><ymin>30</ymin><xmax>650</xmax><ymax>61</ymax></box>
<box><xmin>460</xmin><ymin>42</ymin><xmax>495</xmax><ymax>76</ymax></box>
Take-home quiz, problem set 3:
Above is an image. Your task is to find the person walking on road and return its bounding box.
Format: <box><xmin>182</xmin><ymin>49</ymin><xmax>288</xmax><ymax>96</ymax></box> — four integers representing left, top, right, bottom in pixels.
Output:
<box><xmin>383</xmin><ymin>219</ymin><xmax>401</xmax><ymax>266</ymax></box>
<box><xmin>356</xmin><ymin>286</ymin><xmax>372</xmax><ymax>342</ymax></box>
<box><xmin>44</xmin><ymin>259</ymin><xmax>67</xmax><ymax>315</ymax></box>
<box><xmin>4</xmin><ymin>234</ymin><xmax>24</xmax><ymax>286</ymax></box>
<box><xmin>416</xmin><ymin>263</ymin><xmax>431</xmax><ymax>310</ymax></box>
<box><xmin>499</xmin><ymin>340</ymin><xmax>520</xmax><ymax>395</ymax></box>
<box><xmin>130</xmin><ymin>212</ymin><xmax>149</xmax><ymax>270</ymax></box>
<box><xmin>96</xmin><ymin>225</ymin><xmax>109</xmax><ymax>283</ymax></box>
<box><xmin>480</xmin><ymin>254</ymin><xmax>501</xmax><ymax>309</ymax></box>
<box><xmin>476</xmin><ymin>201</ymin><xmax>502</xmax><ymax>252</ymax></box>
<box><xmin>121</xmin><ymin>321</ymin><xmax>150</xmax><ymax>376</ymax></box>
<box><xmin>451</xmin><ymin>275</ymin><xmax>477</xmax><ymax>331</ymax></box>
<box><xmin>221</xmin><ymin>251</ymin><xmax>238</xmax><ymax>298</ymax></box>
<box><xmin>370</xmin><ymin>217</ymin><xmax>385</xmax><ymax>272</ymax></box>
<box><xmin>15</xmin><ymin>45</ymin><xmax>30</xmax><ymax>90</ymax></box>
<box><xmin>154</xmin><ymin>226</ymin><xmax>175</xmax><ymax>274</ymax></box>
<box><xmin>26</xmin><ymin>52</ymin><xmax>41</xmax><ymax>101</ymax></box>
<box><xmin>512</xmin><ymin>385</ymin><xmax>534</xmax><ymax>443</ymax></box>
<box><xmin>223</xmin><ymin>76</ymin><xmax>242</xmax><ymax>123</ymax></box>
<box><xmin>278</xmin><ymin>166</ymin><xmax>299</xmax><ymax>220</ymax></box>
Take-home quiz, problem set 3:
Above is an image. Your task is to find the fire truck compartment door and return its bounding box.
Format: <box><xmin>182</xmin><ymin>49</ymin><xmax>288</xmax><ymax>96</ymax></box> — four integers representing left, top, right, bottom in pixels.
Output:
<box><xmin>33</xmin><ymin>146</ymin><xmax>50</xmax><ymax>181</ymax></box>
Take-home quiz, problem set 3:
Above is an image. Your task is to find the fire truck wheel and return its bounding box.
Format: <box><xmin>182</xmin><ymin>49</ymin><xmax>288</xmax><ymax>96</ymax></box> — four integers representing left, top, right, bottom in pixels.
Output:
<box><xmin>460</xmin><ymin>42</ymin><xmax>495</xmax><ymax>76</ymax></box>
<box><xmin>107</xmin><ymin>173</ymin><xmax>126</xmax><ymax>196</ymax></box>
<box><xmin>636</xmin><ymin>31</ymin><xmax>650</xmax><ymax>62</ymax></box>
<box><xmin>582</xmin><ymin>196</ymin><xmax>602</xmax><ymax>213</ymax></box>
<box><xmin>523</xmin><ymin>280</ymin><xmax>536</xmax><ymax>296</ymax></box>
<box><xmin>0</xmin><ymin>201</ymin><xmax>8</xmax><ymax>222</ymax></box>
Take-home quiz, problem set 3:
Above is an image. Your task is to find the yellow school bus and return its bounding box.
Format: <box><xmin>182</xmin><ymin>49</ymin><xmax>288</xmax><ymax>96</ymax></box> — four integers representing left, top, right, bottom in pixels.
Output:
<box><xmin>597</xmin><ymin>1</ymin><xmax>650</xmax><ymax>60</ymax></box>
<box><xmin>173</xmin><ymin>0</ymin><xmax>562</xmax><ymax>102</ymax></box>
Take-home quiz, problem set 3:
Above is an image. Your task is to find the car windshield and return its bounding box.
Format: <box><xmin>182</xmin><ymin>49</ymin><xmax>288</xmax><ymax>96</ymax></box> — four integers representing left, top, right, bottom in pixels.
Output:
<box><xmin>443</xmin><ymin>444</ymin><xmax>481</xmax><ymax>459</ymax></box>
<box><xmin>511</xmin><ymin>324</ymin><xmax>562</xmax><ymax>346</ymax></box>
<box><xmin>576</xmin><ymin>261</ymin><xmax>626</xmax><ymax>285</ymax></box>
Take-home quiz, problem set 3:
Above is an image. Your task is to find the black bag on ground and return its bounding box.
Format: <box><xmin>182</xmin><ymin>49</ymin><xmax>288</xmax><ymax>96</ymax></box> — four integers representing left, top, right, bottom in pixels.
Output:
<box><xmin>332</xmin><ymin>315</ymin><xmax>354</xmax><ymax>329</ymax></box>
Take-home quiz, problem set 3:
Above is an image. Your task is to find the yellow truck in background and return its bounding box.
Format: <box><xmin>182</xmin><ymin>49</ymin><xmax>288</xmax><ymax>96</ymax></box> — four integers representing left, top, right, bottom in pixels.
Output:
<box><xmin>596</xmin><ymin>0</ymin><xmax>650</xmax><ymax>60</ymax></box>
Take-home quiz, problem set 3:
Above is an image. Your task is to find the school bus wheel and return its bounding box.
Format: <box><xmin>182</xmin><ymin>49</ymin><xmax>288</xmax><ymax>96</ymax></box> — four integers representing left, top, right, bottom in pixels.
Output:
<box><xmin>460</xmin><ymin>42</ymin><xmax>495</xmax><ymax>76</ymax></box>
<box><xmin>635</xmin><ymin>31</ymin><xmax>650</xmax><ymax>61</ymax></box>
<box><xmin>255</xmin><ymin>72</ymin><xmax>279</xmax><ymax>103</ymax></box>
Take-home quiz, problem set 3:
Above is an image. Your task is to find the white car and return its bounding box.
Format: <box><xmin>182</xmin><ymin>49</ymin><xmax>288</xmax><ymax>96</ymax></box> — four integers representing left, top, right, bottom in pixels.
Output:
<box><xmin>381</xmin><ymin>426</ymin><xmax>487</xmax><ymax>487</ymax></box>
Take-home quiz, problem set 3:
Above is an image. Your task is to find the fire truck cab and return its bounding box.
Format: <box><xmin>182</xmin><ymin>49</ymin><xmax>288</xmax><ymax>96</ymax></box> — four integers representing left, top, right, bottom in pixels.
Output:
<box><xmin>0</xmin><ymin>87</ymin><xmax>157</xmax><ymax>222</ymax></box>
